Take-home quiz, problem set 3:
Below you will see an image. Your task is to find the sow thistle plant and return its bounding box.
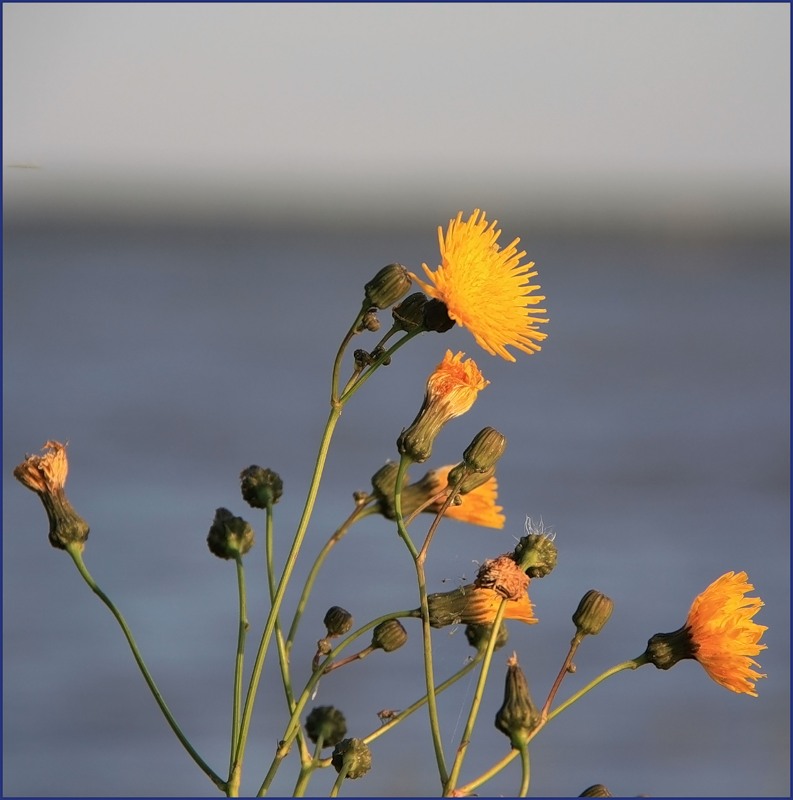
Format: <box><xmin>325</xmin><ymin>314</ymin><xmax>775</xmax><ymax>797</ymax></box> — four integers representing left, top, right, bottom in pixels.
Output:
<box><xmin>14</xmin><ymin>209</ymin><xmax>767</xmax><ymax>797</ymax></box>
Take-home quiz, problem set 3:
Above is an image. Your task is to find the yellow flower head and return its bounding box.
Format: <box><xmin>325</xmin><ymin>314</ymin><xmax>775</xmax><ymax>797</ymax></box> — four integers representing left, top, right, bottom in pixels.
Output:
<box><xmin>645</xmin><ymin>571</ymin><xmax>767</xmax><ymax>696</ymax></box>
<box><xmin>426</xmin><ymin>583</ymin><xmax>537</xmax><ymax>628</ymax></box>
<box><xmin>397</xmin><ymin>351</ymin><xmax>488</xmax><ymax>463</ymax></box>
<box><xmin>685</xmin><ymin>571</ymin><xmax>768</xmax><ymax>696</ymax></box>
<box><xmin>425</xmin><ymin>465</ymin><xmax>505</xmax><ymax>529</ymax></box>
<box><xmin>411</xmin><ymin>209</ymin><xmax>548</xmax><ymax>362</ymax></box>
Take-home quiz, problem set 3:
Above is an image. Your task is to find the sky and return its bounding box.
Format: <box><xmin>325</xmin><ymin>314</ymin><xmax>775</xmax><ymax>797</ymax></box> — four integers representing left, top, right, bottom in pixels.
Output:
<box><xmin>3</xmin><ymin>2</ymin><xmax>790</xmax><ymax>229</ymax></box>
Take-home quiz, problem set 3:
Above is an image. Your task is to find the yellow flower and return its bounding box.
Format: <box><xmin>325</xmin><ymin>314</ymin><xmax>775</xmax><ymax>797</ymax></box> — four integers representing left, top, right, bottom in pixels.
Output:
<box><xmin>424</xmin><ymin>465</ymin><xmax>505</xmax><ymax>529</ymax></box>
<box><xmin>411</xmin><ymin>209</ymin><xmax>548</xmax><ymax>362</ymax></box>
<box><xmin>644</xmin><ymin>571</ymin><xmax>767</xmax><ymax>696</ymax></box>
<box><xmin>397</xmin><ymin>350</ymin><xmax>488</xmax><ymax>463</ymax></box>
<box><xmin>426</xmin><ymin>584</ymin><xmax>537</xmax><ymax>627</ymax></box>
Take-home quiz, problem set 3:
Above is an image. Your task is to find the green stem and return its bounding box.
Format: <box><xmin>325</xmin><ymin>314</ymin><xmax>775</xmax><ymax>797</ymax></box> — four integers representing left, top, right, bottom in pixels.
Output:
<box><xmin>329</xmin><ymin>763</ymin><xmax>349</xmax><ymax>797</ymax></box>
<box><xmin>394</xmin><ymin>455</ymin><xmax>447</xmax><ymax>786</ymax></box>
<box><xmin>65</xmin><ymin>544</ymin><xmax>226</xmax><ymax>793</ymax></box>
<box><xmin>455</xmin><ymin>657</ymin><xmax>647</xmax><ymax>796</ymax></box>
<box><xmin>518</xmin><ymin>745</ymin><xmax>531</xmax><ymax>797</ymax></box>
<box><xmin>228</xmin><ymin>556</ymin><xmax>248</xmax><ymax>780</ymax></box>
<box><xmin>231</xmin><ymin>403</ymin><xmax>343</xmax><ymax>784</ymax></box>
<box><xmin>285</xmin><ymin>502</ymin><xmax>376</xmax><ymax>654</ymax></box>
<box><xmin>330</xmin><ymin>306</ymin><xmax>368</xmax><ymax>404</ymax></box>
<box><xmin>444</xmin><ymin>597</ymin><xmax>509</xmax><ymax>795</ymax></box>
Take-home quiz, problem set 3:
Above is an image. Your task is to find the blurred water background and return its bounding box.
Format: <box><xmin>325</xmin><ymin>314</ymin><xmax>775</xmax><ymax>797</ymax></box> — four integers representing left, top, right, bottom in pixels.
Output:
<box><xmin>3</xmin><ymin>4</ymin><xmax>789</xmax><ymax>798</ymax></box>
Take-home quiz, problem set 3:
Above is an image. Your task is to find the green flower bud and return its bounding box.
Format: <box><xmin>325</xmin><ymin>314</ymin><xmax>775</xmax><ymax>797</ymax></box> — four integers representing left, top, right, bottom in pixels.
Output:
<box><xmin>512</xmin><ymin>524</ymin><xmax>558</xmax><ymax>578</ymax></box>
<box><xmin>364</xmin><ymin>263</ymin><xmax>412</xmax><ymax>309</ymax></box>
<box><xmin>572</xmin><ymin>590</ymin><xmax>614</xmax><ymax>637</ymax></box>
<box><xmin>240</xmin><ymin>466</ymin><xmax>283</xmax><ymax>509</ymax></box>
<box><xmin>331</xmin><ymin>737</ymin><xmax>372</xmax><ymax>779</ymax></box>
<box><xmin>305</xmin><ymin>706</ymin><xmax>347</xmax><ymax>747</ymax></box>
<box><xmin>463</xmin><ymin>427</ymin><xmax>507</xmax><ymax>473</ymax></box>
<box><xmin>465</xmin><ymin>621</ymin><xmax>509</xmax><ymax>653</ymax></box>
<box><xmin>579</xmin><ymin>784</ymin><xmax>614</xmax><ymax>797</ymax></box>
<box><xmin>324</xmin><ymin>606</ymin><xmax>354</xmax><ymax>638</ymax></box>
<box><xmin>370</xmin><ymin>461</ymin><xmax>409</xmax><ymax>520</ymax></box>
<box><xmin>392</xmin><ymin>291</ymin><xmax>429</xmax><ymax>332</ymax></box>
<box><xmin>206</xmin><ymin>508</ymin><xmax>254</xmax><ymax>559</ymax></box>
<box><xmin>494</xmin><ymin>653</ymin><xmax>539</xmax><ymax>748</ymax></box>
<box><xmin>447</xmin><ymin>462</ymin><xmax>497</xmax><ymax>494</ymax></box>
<box><xmin>371</xmin><ymin>619</ymin><xmax>408</xmax><ymax>652</ymax></box>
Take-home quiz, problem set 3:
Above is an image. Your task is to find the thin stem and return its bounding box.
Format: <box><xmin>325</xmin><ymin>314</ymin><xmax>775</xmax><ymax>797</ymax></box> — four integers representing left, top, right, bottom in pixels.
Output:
<box><xmin>454</xmin><ymin>657</ymin><xmax>647</xmax><ymax>796</ymax></box>
<box><xmin>228</xmin><ymin>556</ymin><xmax>248</xmax><ymax>780</ymax></box>
<box><xmin>231</xmin><ymin>403</ymin><xmax>343</xmax><ymax>785</ymax></box>
<box><xmin>65</xmin><ymin>544</ymin><xmax>226</xmax><ymax>793</ymax></box>
<box><xmin>394</xmin><ymin>454</ymin><xmax>447</xmax><ymax>786</ymax></box>
<box><xmin>330</xmin><ymin>305</ymin><xmax>368</xmax><ymax>404</ymax></box>
<box><xmin>443</xmin><ymin>597</ymin><xmax>509</xmax><ymax>795</ymax></box>
<box><xmin>285</xmin><ymin>502</ymin><xmax>377</xmax><ymax>654</ymax></box>
<box><xmin>517</xmin><ymin>745</ymin><xmax>531</xmax><ymax>797</ymax></box>
<box><xmin>329</xmin><ymin>763</ymin><xmax>349</xmax><ymax>797</ymax></box>
<box><xmin>539</xmin><ymin>633</ymin><xmax>584</xmax><ymax>722</ymax></box>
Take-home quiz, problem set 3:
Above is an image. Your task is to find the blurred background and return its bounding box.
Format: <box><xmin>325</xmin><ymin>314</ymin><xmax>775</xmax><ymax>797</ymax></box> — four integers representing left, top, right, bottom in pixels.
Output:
<box><xmin>3</xmin><ymin>3</ymin><xmax>789</xmax><ymax>797</ymax></box>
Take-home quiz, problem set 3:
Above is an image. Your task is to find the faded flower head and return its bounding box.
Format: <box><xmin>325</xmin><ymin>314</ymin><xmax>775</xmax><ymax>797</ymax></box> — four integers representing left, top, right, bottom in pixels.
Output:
<box><xmin>411</xmin><ymin>209</ymin><xmax>548</xmax><ymax>361</ymax></box>
<box><xmin>14</xmin><ymin>441</ymin><xmax>90</xmax><ymax>551</ymax></box>
<box><xmin>397</xmin><ymin>350</ymin><xmax>488</xmax><ymax>463</ymax></box>
<box><xmin>644</xmin><ymin>571</ymin><xmax>767</xmax><ymax>696</ymax></box>
<box><xmin>426</xmin><ymin>583</ymin><xmax>537</xmax><ymax>628</ymax></box>
<box><xmin>475</xmin><ymin>554</ymin><xmax>530</xmax><ymax>601</ymax></box>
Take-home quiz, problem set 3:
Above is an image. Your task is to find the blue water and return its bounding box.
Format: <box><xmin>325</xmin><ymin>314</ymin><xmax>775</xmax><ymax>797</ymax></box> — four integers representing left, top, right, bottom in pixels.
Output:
<box><xmin>3</xmin><ymin>220</ymin><xmax>789</xmax><ymax>797</ymax></box>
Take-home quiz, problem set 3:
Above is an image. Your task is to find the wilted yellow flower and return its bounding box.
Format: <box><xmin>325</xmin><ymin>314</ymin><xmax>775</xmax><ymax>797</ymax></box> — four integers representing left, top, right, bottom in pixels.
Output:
<box><xmin>644</xmin><ymin>571</ymin><xmax>767</xmax><ymax>696</ymax></box>
<box><xmin>397</xmin><ymin>350</ymin><xmax>488</xmax><ymax>463</ymax></box>
<box><xmin>411</xmin><ymin>209</ymin><xmax>548</xmax><ymax>362</ymax></box>
<box><xmin>426</xmin><ymin>584</ymin><xmax>537</xmax><ymax>627</ymax></box>
<box><xmin>13</xmin><ymin>441</ymin><xmax>90</xmax><ymax>551</ymax></box>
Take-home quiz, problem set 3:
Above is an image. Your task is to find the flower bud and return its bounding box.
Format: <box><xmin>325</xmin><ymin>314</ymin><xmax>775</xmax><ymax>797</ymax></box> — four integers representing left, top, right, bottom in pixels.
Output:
<box><xmin>240</xmin><ymin>466</ymin><xmax>283</xmax><ymax>509</ymax></box>
<box><xmin>370</xmin><ymin>461</ymin><xmax>408</xmax><ymax>520</ymax></box>
<box><xmin>494</xmin><ymin>653</ymin><xmax>539</xmax><ymax>748</ymax></box>
<box><xmin>364</xmin><ymin>263</ymin><xmax>412</xmax><ymax>309</ymax></box>
<box><xmin>463</xmin><ymin>427</ymin><xmax>507</xmax><ymax>473</ymax></box>
<box><xmin>14</xmin><ymin>441</ymin><xmax>90</xmax><ymax>551</ymax></box>
<box><xmin>206</xmin><ymin>508</ymin><xmax>254</xmax><ymax>559</ymax></box>
<box><xmin>371</xmin><ymin>619</ymin><xmax>408</xmax><ymax>652</ymax></box>
<box><xmin>305</xmin><ymin>705</ymin><xmax>347</xmax><ymax>747</ymax></box>
<box><xmin>465</xmin><ymin>621</ymin><xmax>509</xmax><ymax>653</ymax></box>
<box><xmin>331</xmin><ymin>737</ymin><xmax>372</xmax><ymax>779</ymax></box>
<box><xmin>579</xmin><ymin>784</ymin><xmax>614</xmax><ymax>797</ymax></box>
<box><xmin>572</xmin><ymin>590</ymin><xmax>614</xmax><ymax>637</ymax></box>
<box><xmin>324</xmin><ymin>606</ymin><xmax>354</xmax><ymax>638</ymax></box>
<box><xmin>446</xmin><ymin>462</ymin><xmax>497</xmax><ymax>495</ymax></box>
<box><xmin>512</xmin><ymin>525</ymin><xmax>557</xmax><ymax>578</ymax></box>
<box><xmin>392</xmin><ymin>291</ymin><xmax>429</xmax><ymax>332</ymax></box>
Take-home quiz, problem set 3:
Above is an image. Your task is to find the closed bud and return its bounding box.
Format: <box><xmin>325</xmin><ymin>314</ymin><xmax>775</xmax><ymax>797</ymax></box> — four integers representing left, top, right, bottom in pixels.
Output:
<box><xmin>392</xmin><ymin>291</ymin><xmax>429</xmax><ymax>332</ymax></box>
<box><xmin>240</xmin><ymin>466</ymin><xmax>283</xmax><ymax>509</ymax></box>
<box><xmin>364</xmin><ymin>263</ymin><xmax>412</xmax><ymax>309</ymax></box>
<box><xmin>370</xmin><ymin>461</ymin><xmax>408</xmax><ymax>519</ymax></box>
<box><xmin>463</xmin><ymin>427</ymin><xmax>507</xmax><ymax>473</ymax></box>
<box><xmin>495</xmin><ymin>653</ymin><xmax>539</xmax><ymax>748</ymax></box>
<box><xmin>324</xmin><ymin>606</ymin><xmax>354</xmax><ymax>638</ymax></box>
<box><xmin>447</xmin><ymin>462</ymin><xmax>497</xmax><ymax>494</ymax></box>
<box><xmin>371</xmin><ymin>619</ymin><xmax>408</xmax><ymax>652</ymax></box>
<box><xmin>207</xmin><ymin>508</ymin><xmax>254</xmax><ymax>559</ymax></box>
<box><xmin>573</xmin><ymin>590</ymin><xmax>614</xmax><ymax>637</ymax></box>
<box><xmin>305</xmin><ymin>706</ymin><xmax>347</xmax><ymax>747</ymax></box>
<box><xmin>579</xmin><ymin>784</ymin><xmax>614</xmax><ymax>797</ymax></box>
<box><xmin>331</xmin><ymin>737</ymin><xmax>372</xmax><ymax>779</ymax></box>
<box><xmin>465</xmin><ymin>621</ymin><xmax>509</xmax><ymax>653</ymax></box>
<box><xmin>512</xmin><ymin>522</ymin><xmax>557</xmax><ymax>578</ymax></box>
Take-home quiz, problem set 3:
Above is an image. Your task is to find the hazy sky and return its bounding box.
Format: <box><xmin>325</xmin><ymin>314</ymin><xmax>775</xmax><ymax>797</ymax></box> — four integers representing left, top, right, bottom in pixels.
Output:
<box><xmin>3</xmin><ymin>3</ymin><xmax>790</xmax><ymax>225</ymax></box>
